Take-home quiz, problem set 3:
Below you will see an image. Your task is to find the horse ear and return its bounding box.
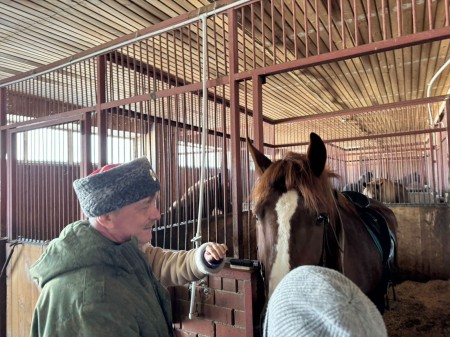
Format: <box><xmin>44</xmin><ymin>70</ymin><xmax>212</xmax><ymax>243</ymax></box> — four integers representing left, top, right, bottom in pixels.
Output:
<box><xmin>307</xmin><ymin>132</ymin><xmax>327</xmax><ymax>177</ymax></box>
<box><xmin>247</xmin><ymin>137</ymin><xmax>272</xmax><ymax>176</ymax></box>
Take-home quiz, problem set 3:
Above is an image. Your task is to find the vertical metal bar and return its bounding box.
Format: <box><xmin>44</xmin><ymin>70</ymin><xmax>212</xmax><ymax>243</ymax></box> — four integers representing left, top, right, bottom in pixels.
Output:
<box><xmin>251</xmin><ymin>4</ymin><xmax>257</xmax><ymax>67</ymax></box>
<box><xmin>7</xmin><ymin>131</ymin><xmax>16</xmax><ymax>240</ymax></box>
<box><xmin>354</xmin><ymin>0</ymin><xmax>358</xmax><ymax>46</ymax></box>
<box><xmin>292</xmin><ymin>0</ymin><xmax>298</xmax><ymax>58</ymax></box>
<box><xmin>304</xmin><ymin>0</ymin><xmax>309</xmax><ymax>57</ymax></box>
<box><xmin>328</xmin><ymin>0</ymin><xmax>332</xmax><ymax>51</ymax></box>
<box><xmin>271</xmin><ymin>0</ymin><xmax>277</xmax><ymax>63</ymax></box>
<box><xmin>340</xmin><ymin>0</ymin><xmax>345</xmax><ymax>48</ymax></box>
<box><xmin>220</xmin><ymin>83</ymin><xmax>229</xmax><ymax>253</ymax></box>
<box><xmin>367</xmin><ymin>0</ymin><xmax>372</xmax><ymax>43</ymax></box>
<box><xmin>253</xmin><ymin>75</ymin><xmax>264</xmax><ymax>149</ymax></box>
<box><xmin>96</xmin><ymin>55</ymin><xmax>107</xmax><ymax>168</ymax></box>
<box><xmin>412</xmin><ymin>0</ymin><xmax>417</xmax><ymax>34</ymax></box>
<box><xmin>315</xmin><ymin>0</ymin><xmax>320</xmax><ymax>54</ymax></box>
<box><xmin>427</xmin><ymin>0</ymin><xmax>433</xmax><ymax>30</ymax></box>
<box><xmin>446</xmin><ymin>0</ymin><xmax>450</xmax><ymax>26</ymax></box>
<box><xmin>228</xmin><ymin>8</ymin><xmax>243</xmax><ymax>258</ymax></box>
<box><xmin>0</xmin><ymin>88</ymin><xmax>7</xmax><ymax>239</ymax></box>
<box><xmin>281</xmin><ymin>0</ymin><xmax>287</xmax><ymax>62</ymax></box>
<box><xmin>241</xmin><ymin>7</ymin><xmax>247</xmax><ymax>71</ymax></box>
<box><xmin>261</xmin><ymin>0</ymin><xmax>267</xmax><ymax>66</ymax></box>
<box><xmin>429</xmin><ymin>131</ymin><xmax>436</xmax><ymax>202</ymax></box>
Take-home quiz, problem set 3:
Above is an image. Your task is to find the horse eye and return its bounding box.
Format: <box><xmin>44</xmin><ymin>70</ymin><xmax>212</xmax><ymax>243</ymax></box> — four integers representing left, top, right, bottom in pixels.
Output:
<box><xmin>316</xmin><ymin>214</ymin><xmax>327</xmax><ymax>225</ymax></box>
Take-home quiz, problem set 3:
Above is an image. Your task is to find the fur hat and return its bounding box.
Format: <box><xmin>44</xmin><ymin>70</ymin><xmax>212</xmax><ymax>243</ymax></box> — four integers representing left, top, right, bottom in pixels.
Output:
<box><xmin>73</xmin><ymin>157</ymin><xmax>160</xmax><ymax>217</ymax></box>
<box><xmin>263</xmin><ymin>265</ymin><xmax>388</xmax><ymax>337</ymax></box>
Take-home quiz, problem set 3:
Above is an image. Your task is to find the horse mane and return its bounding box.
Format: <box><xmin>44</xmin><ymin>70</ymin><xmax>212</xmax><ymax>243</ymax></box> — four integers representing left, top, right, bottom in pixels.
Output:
<box><xmin>252</xmin><ymin>151</ymin><xmax>339</xmax><ymax>217</ymax></box>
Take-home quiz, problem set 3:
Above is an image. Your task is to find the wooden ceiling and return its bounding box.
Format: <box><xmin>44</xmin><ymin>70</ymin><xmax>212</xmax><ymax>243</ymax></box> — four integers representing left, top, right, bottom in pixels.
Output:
<box><xmin>0</xmin><ymin>0</ymin><xmax>215</xmax><ymax>78</ymax></box>
<box><xmin>1</xmin><ymin>0</ymin><xmax>450</xmax><ymax>146</ymax></box>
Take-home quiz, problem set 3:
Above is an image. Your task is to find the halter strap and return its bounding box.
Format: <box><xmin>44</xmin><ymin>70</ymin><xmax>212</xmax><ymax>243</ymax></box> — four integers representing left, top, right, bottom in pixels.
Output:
<box><xmin>319</xmin><ymin>190</ymin><xmax>346</xmax><ymax>275</ymax></box>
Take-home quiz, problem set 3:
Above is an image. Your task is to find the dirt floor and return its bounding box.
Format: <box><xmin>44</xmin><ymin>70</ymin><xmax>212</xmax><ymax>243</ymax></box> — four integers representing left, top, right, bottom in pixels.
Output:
<box><xmin>383</xmin><ymin>279</ymin><xmax>450</xmax><ymax>337</ymax></box>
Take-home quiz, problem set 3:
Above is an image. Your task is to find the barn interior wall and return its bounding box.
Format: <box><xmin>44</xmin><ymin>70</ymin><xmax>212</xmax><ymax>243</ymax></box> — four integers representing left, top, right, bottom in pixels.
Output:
<box><xmin>1</xmin><ymin>1</ymin><xmax>450</xmax><ymax>336</ymax></box>
<box><xmin>5</xmin><ymin>242</ymin><xmax>264</xmax><ymax>337</ymax></box>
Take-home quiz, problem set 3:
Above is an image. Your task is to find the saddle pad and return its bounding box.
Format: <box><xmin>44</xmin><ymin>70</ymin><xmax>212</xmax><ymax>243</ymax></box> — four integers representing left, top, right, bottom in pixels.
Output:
<box><xmin>341</xmin><ymin>191</ymin><xmax>370</xmax><ymax>208</ymax></box>
<box><xmin>341</xmin><ymin>191</ymin><xmax>391</xmax><ymax>266</ymax></box>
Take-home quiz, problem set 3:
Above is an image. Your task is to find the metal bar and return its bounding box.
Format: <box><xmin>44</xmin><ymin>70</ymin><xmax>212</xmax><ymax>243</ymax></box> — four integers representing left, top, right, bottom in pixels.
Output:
<box><xmin>0</xmin><ymin>0</ymin><xmax>254</xmax><ymax>88</ymax></box>
<box><xmin>0</xmin><ymin>88</ymin><xmax>6</xmax><ymax>239</ymax></box>
<box><xmin>96</xmin><ymin>55</ymin><xmax>107</xmax><ymax>166</ymax></box>
<box><xmin>354</xmin><ymin>0</ymin><xmax>358</xmax><ymax>46</ymax></box>
<box><xmin>367</xmin><ymin>0</ymin><xmax>372</xmax><ymax>43</ymax></box>
<box><xmin>293</xmin><ymin>0</ymin><xmax>298</xmax><ymax>58</ymax></box>
<box><xmin>270</xmin><ymin>127</ymin><xmax>447</xmax><ymax>148</ymax></box>
<box><xmin>234</xmin><ymin>26</ymin><xmax>450</xmax><ymax>80</ymax></box>
<box><xmin>315</xmin><ymin>0</ymin><xmax>320</xmax><ymax>54</ymax></box>
<box><xmin>228</xmin><ymin>8</ymin><xmax>243</xmax><ymax>258</ymax></box>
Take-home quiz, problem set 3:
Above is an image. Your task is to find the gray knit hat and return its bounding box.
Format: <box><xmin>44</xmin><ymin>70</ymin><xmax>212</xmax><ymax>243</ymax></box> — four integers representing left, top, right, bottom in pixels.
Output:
<box><xmin>263</xmin><ymin>265</ymin><xmax>388</xmax><ymax>337</ymax></box>
<box><xmin>73</xmin><ymin>157</ymin><xmax>160</xmax><ymax>217</ymax></box>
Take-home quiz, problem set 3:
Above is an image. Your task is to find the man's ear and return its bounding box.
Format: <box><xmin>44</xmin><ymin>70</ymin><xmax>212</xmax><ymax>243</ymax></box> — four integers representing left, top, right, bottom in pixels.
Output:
<box><xmin>96</xmin><ymin>214</ymin><xmax>114</xmax><ymax>229</ymax></box>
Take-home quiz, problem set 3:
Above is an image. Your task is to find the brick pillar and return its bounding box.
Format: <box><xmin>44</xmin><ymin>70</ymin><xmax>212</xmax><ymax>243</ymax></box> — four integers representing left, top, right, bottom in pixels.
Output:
<box><xmin>171</xmin><ymin>266</ymin><xmax>265</xmax><ymax>337</ymax></box>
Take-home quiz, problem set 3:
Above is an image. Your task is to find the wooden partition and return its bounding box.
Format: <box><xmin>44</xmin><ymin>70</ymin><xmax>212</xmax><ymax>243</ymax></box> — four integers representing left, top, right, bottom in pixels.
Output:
<box><xmin>5</xmin><ymin>205</ymin><xmax>450</xmax><ymax>336</ymax></box>
<box><xmin>6</xmin><ymin>243</ymin><xmax>43</xmax><ymax>337</ymax></box>
<box><xmin>392</xmin><ymin>206</ymin><xmax>450</xmax><ymax>281</ymax></box>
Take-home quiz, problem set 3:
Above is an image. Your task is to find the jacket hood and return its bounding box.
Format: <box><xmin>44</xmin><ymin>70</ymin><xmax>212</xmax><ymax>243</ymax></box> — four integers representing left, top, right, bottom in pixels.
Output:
<box><xmin>30</xmin><ymin>220</ymin><xmax>140</xmax><ymax>288</ymax></box>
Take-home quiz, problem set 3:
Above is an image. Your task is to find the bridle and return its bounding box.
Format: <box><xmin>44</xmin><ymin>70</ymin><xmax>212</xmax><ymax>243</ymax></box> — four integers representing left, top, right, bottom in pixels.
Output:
<box><xmin>317</xmin><ymin>193</ymin><xmax>346</xmax><ymax>274</ymax></box>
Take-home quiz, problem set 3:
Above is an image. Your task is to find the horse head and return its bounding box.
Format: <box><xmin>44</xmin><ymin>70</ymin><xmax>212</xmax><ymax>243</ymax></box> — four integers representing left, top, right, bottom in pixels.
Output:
<box><xmin>248</xmin><ymin>133</ymin><xmax>339</xmax><ymax>298</ymax></box>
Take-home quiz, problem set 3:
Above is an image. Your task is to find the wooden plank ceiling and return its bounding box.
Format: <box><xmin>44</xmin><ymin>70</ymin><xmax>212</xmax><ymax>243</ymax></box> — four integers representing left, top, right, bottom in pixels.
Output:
<box><xmin>1</xmin><ymin>0</ymin><xmax>450</xmax><ymax>146</ymax></box>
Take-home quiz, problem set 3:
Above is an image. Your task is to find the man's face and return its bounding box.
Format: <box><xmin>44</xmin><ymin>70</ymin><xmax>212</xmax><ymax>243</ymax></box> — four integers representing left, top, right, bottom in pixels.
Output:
<box><xmin>108</xmin><ymin>194</ymin><xmax>161</xmax><ymax>245</ymax></box>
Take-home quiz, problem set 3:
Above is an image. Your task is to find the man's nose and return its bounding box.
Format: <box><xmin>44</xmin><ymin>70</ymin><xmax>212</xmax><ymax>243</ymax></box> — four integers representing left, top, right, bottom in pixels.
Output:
<box><xmin>149</xmin><ymin>205</ymin><xmax>161</xmax><ymax>220</ymax></box>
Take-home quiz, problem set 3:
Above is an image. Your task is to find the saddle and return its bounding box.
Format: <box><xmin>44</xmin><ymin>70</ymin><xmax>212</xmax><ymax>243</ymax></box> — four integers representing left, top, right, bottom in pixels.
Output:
<box><xmin>341</xmin><ymin>191</ymin><xmax>392</xmax><ymax>267</ymax></box>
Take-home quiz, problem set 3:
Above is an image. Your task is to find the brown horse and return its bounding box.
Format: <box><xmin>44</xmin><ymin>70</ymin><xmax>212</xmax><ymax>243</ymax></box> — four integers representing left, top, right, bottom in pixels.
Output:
<box><xmin>248</xmin><ymin>133</ymin><xmax>398</xmax><ymax>313</ymax></box>
<box><xmin>363</xmin><ymin>178</ymin><xmax>409</xmax><ymax>203</ymax></box>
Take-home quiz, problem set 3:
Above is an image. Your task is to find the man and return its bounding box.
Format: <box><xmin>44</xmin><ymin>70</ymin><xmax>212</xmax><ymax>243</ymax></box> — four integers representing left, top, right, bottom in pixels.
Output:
<box><xmin>30</xmin><ymin>157</ymin><xmax>227</xmax><ymax>337</ymax></box>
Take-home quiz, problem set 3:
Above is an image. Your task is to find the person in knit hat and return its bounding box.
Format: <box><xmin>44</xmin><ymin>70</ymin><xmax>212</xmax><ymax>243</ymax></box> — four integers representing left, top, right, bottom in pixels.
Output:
<box><xmin>30</xmin><ymin>157</ymin><xmax>227</xmax><ymax>337</ymax></box>
<box><xmin>263</xmin><ymin>265</ymin><xmax>388</xmax><ymax>337</ymax></box>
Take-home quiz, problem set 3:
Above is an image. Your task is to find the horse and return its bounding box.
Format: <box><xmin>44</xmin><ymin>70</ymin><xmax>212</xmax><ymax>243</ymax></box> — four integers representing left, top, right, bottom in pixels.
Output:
<box><xmin>398</xmin><ymin>172</ymin><xmax>425</xmax><ymax>192</ymax></box>
<box><xmin>248</xmin><ymin>132</ymin><xmax>398</xmax><ymax>313</ymax></box>
<box><xmin>160</xmin><ymin>173</ymin><xmax>227</xmax><ymax>226</ymax></box>
<box><xmin>363</xmin><ymin>178</ymin><xmax>409</xmax><ymax>203</ymax></box>
<box><xmin>342</xmin><ymin>171</ymin><xmax>373</xmax><ymax>192</ymax></box>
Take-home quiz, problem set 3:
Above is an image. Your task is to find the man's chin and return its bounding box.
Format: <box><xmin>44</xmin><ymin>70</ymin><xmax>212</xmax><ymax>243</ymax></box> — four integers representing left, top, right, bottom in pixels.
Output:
<box><xmin>138</xmin><ymin>231</ymin><xmax>152</xmax><ymax>245</ymax></box>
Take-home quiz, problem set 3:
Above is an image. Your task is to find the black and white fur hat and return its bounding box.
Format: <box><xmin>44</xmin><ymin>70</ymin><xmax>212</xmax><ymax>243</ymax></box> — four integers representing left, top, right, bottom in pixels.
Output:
<box><xmin>73</xmin><ymin>157</ymin><xmax>160</xmax><ymax>217</ymax></box>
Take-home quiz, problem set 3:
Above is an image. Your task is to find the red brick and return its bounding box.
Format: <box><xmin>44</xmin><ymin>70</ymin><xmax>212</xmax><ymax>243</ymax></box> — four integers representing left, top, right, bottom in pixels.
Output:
<box><xmin>214</xmin><ymin>290</ymin><xmax>245</xmax><ymax>310</ymax></box>
<box><xmin>216</xmin><ymin>267</ymin><xmax>253</xmax><ymax>281</ymax></box>
<box><xmin>215</xmin><ymin>323</ymin><xmax>246</xmax><ymax>337</ymax></box>
<box><xmin>208</xmin><ymin>275</ymin><xmax>222</xmax><ymax>289</ymax></box>
<box><xmin>222</xmin><ymin>278</ymin><xmax>237</xmax><ymax>292</ymax></box>
<box><xmin>181</xmin><ymin>318</ymin><xmax>214</xmax><ymax>337</ymax></box>
<box><xmin>234</xmin><ymin>309</ymin><xmax>246</xmax><ymax>327</ymax></box>
<box><xmin>198</xmin><ymin>303</ymin><xmax>233</xmax><ymax>324</ymax></box>
<box><xmin>237</xmin><ymin>280</ymin><xmax>245</xmax><ymax>293</ymax></box>
<box><xmin>173</xmin><ymin>328</ymin><xmax>197</xmax><ymax>337</ymax></box>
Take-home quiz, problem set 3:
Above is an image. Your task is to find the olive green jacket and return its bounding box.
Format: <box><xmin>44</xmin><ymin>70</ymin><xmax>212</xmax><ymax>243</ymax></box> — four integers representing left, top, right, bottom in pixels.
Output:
<box><xmin>29</xmin><ymin>220</ymin><xmax>224</xmax><ymax>337</ymax></box>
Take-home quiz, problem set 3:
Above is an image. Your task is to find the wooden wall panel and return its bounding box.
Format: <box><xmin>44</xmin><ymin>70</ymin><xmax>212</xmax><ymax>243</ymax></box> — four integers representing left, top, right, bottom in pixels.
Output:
<box><xmin>6</xmin><ymin>243</ymin><xmax>43</xmax><ymax>337</ymax></box>
<box><xmin>392</xmin><ymin>206</ymin><xmax>450</xmax><ymax>281</ymax></box>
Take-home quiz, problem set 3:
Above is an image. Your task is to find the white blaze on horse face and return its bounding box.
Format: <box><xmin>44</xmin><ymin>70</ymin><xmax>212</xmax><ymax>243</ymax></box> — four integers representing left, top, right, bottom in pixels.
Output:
<box><xmin>269</xmin><ymin>189</ymin><xmax>298</xmax><ymax>298</ymax></box>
